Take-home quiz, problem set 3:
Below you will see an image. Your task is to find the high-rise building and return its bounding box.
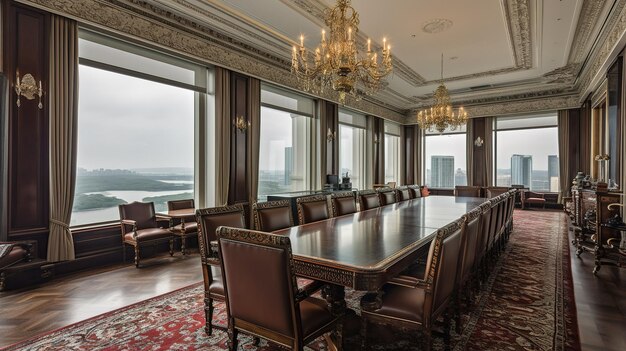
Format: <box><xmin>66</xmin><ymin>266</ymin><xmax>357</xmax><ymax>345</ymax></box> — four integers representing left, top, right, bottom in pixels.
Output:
<box><xmin>454</xmin><ymin>168</ymin><xmax>467</xmax><ymax>186</ymax></box>
<box><xmin>511</xmin><ymin>154</ymin><xmax>532</xmax><ymax>187</ymax></box>
<box><xmin>548</xmin><ymin>155</ymin><xmax>559</xmax><ymax>192</ymax></box>
<box><xmin>284</xmin><ymin>147</ymin><xmax>293</xmax><ymax>185</ymax></box>
<box><xmin>431</xmin><ymin>156</ymin><xmax>454</xmax><ymax>188</ymax></box>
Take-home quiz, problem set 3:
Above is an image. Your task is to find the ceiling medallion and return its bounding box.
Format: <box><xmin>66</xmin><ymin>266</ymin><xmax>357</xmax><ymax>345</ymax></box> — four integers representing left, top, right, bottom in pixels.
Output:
<box><xmin>422</xmin><ymin>19</ymin><xmax>453</xmax><ymax>34</ymax></box>
<box><xmin>417</xmin><ymin>54</ymin><xmax>468</xmax><ymax>133</ymax></box>
<box><xmin>291</xmin><ymin>0</ymin><xmax>392</xmax><ymax>104</ymax></box>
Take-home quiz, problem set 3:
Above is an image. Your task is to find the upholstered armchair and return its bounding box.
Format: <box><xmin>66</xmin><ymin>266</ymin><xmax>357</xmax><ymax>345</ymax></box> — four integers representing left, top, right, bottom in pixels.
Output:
<box><xmin>360</xmin><ymin>219</ymin><xmax>466</xmax><ymax>351</ymax></box>
<box><xmin>358</xmin><ymin>189</ymin><xmax>381</xmax><ymax>210</ymax></box>
<box><xmin>253</xmin><ymin>200</ymin><xmax>294</xmax><ymax>232</ymax></box>
<box><xmin>296</xmin><ymin>195</ymin><xmax>331</xmax><ymax>224</ymax></box>
<box><xmin>216</xmin><ymin>227</ymin><xmax>342</xmax><ymax>351</ymax></box>
<box><xmin>195</xmin><ymin>204</ymin><xmax>247</xmax><ymax>335</ymax></box>
<box><xmin>408</xmin><ymin>184</ymin><xmax>422</xmax><ymax>198</ymax></box>
<box><xmin>396</xmin><ymin>186</ymin><xmax>413</xmax><ymax>201</ymax></box>
<box><xmin>167</xmin><ymin>199</ymin><xmax>197</xmax><ymax>255</ymax></box>
<box><xmin>485</xmin><ymin>186</ymin><xmax>509</xmax><ymax>198</ymax></box>
<box><xmin>522</xmin><ymin>191</ymin><xmax>546</xmax><ymax>209</ymax></box>
<box><xmin>377</xmin><ymin>187</ymin><xmax>398</xmax><ymax>205</ymax></box>
<box><xmin>0</xmin><ymin>242</ymin><xmax>32</xmax><ymax>291</ymax></box>
<box><xmin>330</xmin><ymin>191</ymin><xmax>358</xmax><ymax>217</ymax></box>
<box><xmin>454</xmin><ymin>185</ymin><xmax>482</xmax><ymax>198</ymax></box>
<box><xmin>118</xmin><ymin>202</ymin><xmax>175</xmax><ymax>268</ymax></box>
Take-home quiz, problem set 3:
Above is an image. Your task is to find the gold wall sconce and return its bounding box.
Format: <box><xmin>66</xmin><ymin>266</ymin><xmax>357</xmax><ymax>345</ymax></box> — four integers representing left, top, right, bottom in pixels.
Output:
<box><xmin>233</xmin><ymin>115</ymin><xmax>250</xmax><ymax>132</ymax></box>
<box><xmin>15</xmin><ymin>70</ymin><xmax>43</xmax><ymax>109</ymax></box>
<box><xmin>326</xmin><ymin>127</ymin><xmax>336</xmax><ymax>142</ymax></box>
<box><xmin>474</xmin><ymin>136</ymin><xmax>484</xmax><ymax>147</ymax></box>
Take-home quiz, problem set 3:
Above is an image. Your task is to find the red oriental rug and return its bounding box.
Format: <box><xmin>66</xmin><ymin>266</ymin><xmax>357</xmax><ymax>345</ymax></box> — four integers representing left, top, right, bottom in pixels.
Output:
<box><xmin>3</xmin><ymin>210</ymin><xmax>580</xmax><ymax>351</ymax></box>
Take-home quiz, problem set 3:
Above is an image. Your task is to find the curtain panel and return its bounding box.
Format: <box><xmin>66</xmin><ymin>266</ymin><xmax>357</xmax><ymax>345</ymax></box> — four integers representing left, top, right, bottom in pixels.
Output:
<box><xmin>215</xmin><ymin>67</ymin><xmax>230</xmax><ymax>206</ymax></box>
<box><xmin>247</xmin><ymin>78</ymin><xmax>260</xmax><ymax>222</ymax></box>
<box><xmin>558</xmin><ymin>110</ymin><xmax>571</xmax><ymax>203</ymax></box>
<box><xmin>399</xmin><ymin>127</ymin><xmax>406</xmax><ymax>185</ymax></box>
<box><xmin>414</xmin><ymin>126</ymin><xmax>423</xmax><ymax>185</ymax></box>
<box><xmin>466</xmin><ymin>120</ymin><xmax>474</xmax><ymax>186</ymax></box>
<box><xmin>483</xmin><ymin>117</ymin><xmax>494</xmax><ymax>187</ymax></box>
<box><xmin>47</xmin><ymin>15</ymin><xmax>78</xmax><ymax>262</ymax></box>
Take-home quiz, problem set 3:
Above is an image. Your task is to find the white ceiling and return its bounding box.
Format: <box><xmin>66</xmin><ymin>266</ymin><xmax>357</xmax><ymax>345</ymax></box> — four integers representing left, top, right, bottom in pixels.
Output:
<box><xmin>149</xmin><ymin>0</ymin><xmax>614</xmax><ymax>112</ymax></box>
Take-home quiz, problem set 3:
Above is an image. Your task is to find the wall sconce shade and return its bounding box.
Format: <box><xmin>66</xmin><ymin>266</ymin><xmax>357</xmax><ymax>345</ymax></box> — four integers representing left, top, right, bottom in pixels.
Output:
<box><xmin>326</xmin><ymin>127</ymin><xmax>336</xmax><ymax>142</ymax></box>
<box><xmin>474</xmin><ymin>136</ymin><xmax>484</xmax><ymax>147</ymax></box>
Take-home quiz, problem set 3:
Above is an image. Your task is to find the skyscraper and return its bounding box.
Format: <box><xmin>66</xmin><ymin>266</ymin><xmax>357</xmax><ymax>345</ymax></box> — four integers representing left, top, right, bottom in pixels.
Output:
<box><xmin>284</xmin><ymin>147</ymin><xmax>293</xmax><ymax>185</ymax></box>
<box><xmin>511</xmin><ymin>154</ymin><xmax>532</xmax><ymax>187</ymax></box>
<box><xmin>431</xmin><ymin>156</ymin><xmax>454</xmax><ymax>188</ymax></box>
<box><xmin>548</xmin><ymin>155</ymin><xmax>559</xmax><ymax>192</ymax></box>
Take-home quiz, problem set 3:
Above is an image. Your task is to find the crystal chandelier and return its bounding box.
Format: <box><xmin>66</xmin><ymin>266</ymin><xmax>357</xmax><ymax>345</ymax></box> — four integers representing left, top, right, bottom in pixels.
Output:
<box><xmin>417</xmin><ymin>54</ymin><xmax>468</xmax><ymax>133</ymax></box>
<box><xmin>291</xmin><ymin>0</ymin><xmax>392</xmax><ymax>104</ymax></box>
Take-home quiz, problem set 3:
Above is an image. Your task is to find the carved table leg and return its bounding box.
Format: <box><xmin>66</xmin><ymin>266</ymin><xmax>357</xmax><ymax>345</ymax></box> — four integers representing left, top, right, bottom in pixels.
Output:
<box><xmin>322</xmin><ymin>284</ymin><xmax>346</xmax><ymax>351</ymax></box>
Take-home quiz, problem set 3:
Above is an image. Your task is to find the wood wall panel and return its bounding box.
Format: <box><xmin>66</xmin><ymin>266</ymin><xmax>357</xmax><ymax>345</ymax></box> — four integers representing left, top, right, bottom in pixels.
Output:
<box><xmin>3</xmin><ymin>2</ymin><xmax>49</xmax><ymax>258</ymax></box>
<box><xmin>228</xmin><ymin>73</ymin><xmax>249</xmax><ymax>205</ymax></box>
<box><xmin>372</xmin><ymin>117</ymin><xmax>385</xmax><ymax>184</ymax></box>
<box><xmin>471</xmin><ymin>118</ymin><xmax>487</xmax><ymax>187</ymax></box>
<box><xmin>404</xmin><ymin>125</ymin><xmax>416</xmax><ymax>184</ymax></box>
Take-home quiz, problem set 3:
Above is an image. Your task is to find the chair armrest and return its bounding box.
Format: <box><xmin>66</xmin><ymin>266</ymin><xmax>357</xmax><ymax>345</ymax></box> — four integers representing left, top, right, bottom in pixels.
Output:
<box><xmin>204</xmin><ymin>256</ymin><xmax>220</xmax><ymax>266</ymax></box>
<box><xmin>120</xmin><ymin>219</ymin><xmax>137</xmax><ymax>238</ymax></box>
<box><xmin>387</xmin><ymin>275</ymin><xmax>431</xmax><ymax>290</ymax></box>
<box><xmin>121</xmin><ymin>219</ymin><xmax>137</xmax><ymax>226</ymax></box>
<box><xmin>295</xmin><ymin>280</ymin><xmax>324</xmax><ymax>302</ymax></box>
<box><xmin>156</xmin><ymin>215</ymin><xmax>171</xmax><ymax>228</ymax></box>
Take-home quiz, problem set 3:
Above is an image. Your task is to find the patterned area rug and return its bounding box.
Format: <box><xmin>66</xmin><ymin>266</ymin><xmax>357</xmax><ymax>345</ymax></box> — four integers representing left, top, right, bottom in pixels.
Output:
<box><xmin>3</xmin><ymin>210</ymin><xmax>580</xmax><ymax>351</ymax></box>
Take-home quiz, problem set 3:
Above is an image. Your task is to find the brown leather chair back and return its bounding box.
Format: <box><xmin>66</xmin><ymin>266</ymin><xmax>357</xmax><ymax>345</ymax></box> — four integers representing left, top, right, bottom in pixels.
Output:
<box><xmin>423</xmin><ymin>218</ymin><xmax>465</xmax><ymax>316</ymax></box>
<box><xmin>217</xmin><ymin>227</ymin><xmax>299</xmax><ymax>339</ymax></box>
<box><xmin>396</xmin><ymin>186</ymin><xmax>412</xmax><ymax>201</ymax></box>
<box><xmin>488</xmin><ymin>197</ymin><xmax>502</xmax><ymax>248</ymax></box>
<box><xmin>408</xmin><ymin>185</ymin><xmax>422</xmax><ymax>198</ymax></box>
<box><xmin>196</xmin><ymin>205</ymin><xmax>246</xmax><ymax>259</ymax></box>
<box><xmin>454</xmin><ymin>186</ymin><xmax>481</xmax><ymax>198</ymax></box>
<box><xmin>119</xmin><ymin>202</ymin><xmax>157</xmax><ymax>230</ymax></box>
<box><xmin>485</xmin><ymin>187</ymin><xmax>509</xmax><ymax>198</ymax></box>
<box><xmin>377</xmin><ymin>188</ymin><xmax>397</xmax><ymax>205</ymax></box>
<box><xmin>476</xmin><ymin>202</ymin><xmax>492</xmax><ymax>262</ymax></box>
<box><xmin>167</xmin><ymin>199</ymin><xmax>195</xmax><ymax>211</ymax></box>
<box><xmin>330</xmin><ymin>192</ymin><xmax>357</xmax><ymax>217</ymax></box>
<box><xmin>459</xmin><ymin>208</ymin><xmax>482</xmax><ymax>282</ymax></box>
<box><xmin>296</xmin><ymin>195</ymin><xmax>330</xmax><ymax>224</ymax></box>
<box><xmin>358</xmin><ymin>190</ymin><xmax>381</xmax><ymax>210</ymax></box>
<box><xmin>253</xmin><ymin>200</ymin><xmax>294</xmax><ymax>232</ymax></box>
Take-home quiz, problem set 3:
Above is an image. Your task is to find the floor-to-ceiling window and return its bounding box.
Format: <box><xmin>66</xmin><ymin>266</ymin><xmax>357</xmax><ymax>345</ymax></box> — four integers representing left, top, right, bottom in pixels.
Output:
<box><xmin>258</xmin><ymin>84</ymin><xmax>315</xmax><ymax>200</ymax></box>
<box><xmin>423</xmin><ymin>126</ymin><xmax>467</xmax><ymax>188</ymax></box>
<box><xmin>72</xmin><ymin>31</ymin><xmax>212</xmax><ymax>226</ymax></box>
<box><xmin>338</xmin><ymin>109</ymin><xmax>367</xmax><ymax>190</ymax></box>
<box><xmin>494</xmin><ymin>113</ymin><xmax>559</xmax><ymax>191</ymax></box>
<box><xmin>384</xmin><ymin>121</ymin><xmax>402</xmax><ymax>184</ymax></box>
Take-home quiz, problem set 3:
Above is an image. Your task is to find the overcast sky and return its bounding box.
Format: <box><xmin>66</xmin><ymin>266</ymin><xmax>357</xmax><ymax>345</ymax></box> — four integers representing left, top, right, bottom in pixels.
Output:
<box><xmin>77</xmin><ymin>65</ymin><xmax>194</xmax><ymax>171</ymax></box>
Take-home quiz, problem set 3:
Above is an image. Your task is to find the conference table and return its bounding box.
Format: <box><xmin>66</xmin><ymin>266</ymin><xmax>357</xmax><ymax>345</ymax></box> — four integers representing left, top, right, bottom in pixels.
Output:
<box><xmin>272</xmin><ymin>195</ymin><xmax>486</xmax><ymax>348</ymax></box>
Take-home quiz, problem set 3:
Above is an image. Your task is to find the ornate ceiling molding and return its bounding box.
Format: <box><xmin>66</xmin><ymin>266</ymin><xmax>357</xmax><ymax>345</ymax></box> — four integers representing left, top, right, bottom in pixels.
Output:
<box><xmin>19</xmin><ymin>0</ymin><xmax>406</xmax><ymax>122</ymax></box>
<box><xmin>576</xmin><ymin>0</ymin><xmax>626</xmax><ymax>100</ymax></box>
<box><xmin>567</xmin><ymin>0</ymin><xmax>609</xmax><ymax>65</ymax></box>
<box><xmin>445</xmin><ymin>94</ymin><xmax>580</xmax><ymax>119</ymax></box>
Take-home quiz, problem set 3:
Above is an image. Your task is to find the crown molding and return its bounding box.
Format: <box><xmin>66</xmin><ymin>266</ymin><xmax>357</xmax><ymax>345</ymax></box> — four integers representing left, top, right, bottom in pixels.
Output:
<box><xmin>568</xmin><ymin>0</ymin><xmax>610</xmax><ymax>65</ymax></box>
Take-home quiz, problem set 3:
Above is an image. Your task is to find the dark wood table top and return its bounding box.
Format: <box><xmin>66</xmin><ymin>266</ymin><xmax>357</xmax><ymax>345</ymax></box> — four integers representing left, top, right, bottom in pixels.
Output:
<box><xmin>273</xmin><ymin>196</ymin><xmax>486</xmax><ymax>290</ymax></box>
<box><xmin>157</xmin><ymin>208</ymin><xmax>195</xmax><ymax>219</ymax></box>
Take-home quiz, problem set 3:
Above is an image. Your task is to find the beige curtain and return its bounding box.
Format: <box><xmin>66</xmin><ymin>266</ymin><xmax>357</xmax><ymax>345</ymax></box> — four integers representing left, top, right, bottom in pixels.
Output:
<box><xmin>483</xmin><ymin>117</ymin><xmax>494</xmax><ymax>186</ymax></box>
<box><xmin>215</xmin><ymin>68</ymin><xmax>230</xmax><ymax>206</ymax></box>
<box><xmin>247</xmin><ymin>78</ymin><xmax>260</xmax><ymax>219</ymax></box>
<box><xmin>466</xmin><ymin>120</ymin><xmax>474</xmax><ymax>186</ymax></box>
<box><xmin>399</xmin><ymin>126</ymin><xmax>406</xmax><ymax>185</ymax></box>
<box><xmin>558</xmin><ymin>110</ymin><xmax>570</xmax><ymax>203</ymax></box>
<box><xmin>318</xmin><ymin>99</ymin><xmax>328</xmax><ymax>181</ymax></box>
<box><xmin>47</xmin><ymin>16</ymin><xmax>78</xmax><ymax>262</ymax></box>
<box><xmin>365</xmin><ymin>116</ymin><xmax>376</xmax><ymax>188</ymax></box>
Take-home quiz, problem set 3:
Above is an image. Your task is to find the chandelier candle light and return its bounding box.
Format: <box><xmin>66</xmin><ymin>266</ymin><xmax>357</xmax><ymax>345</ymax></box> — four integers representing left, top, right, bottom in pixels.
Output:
<box><xmin>291</xmin><ymin>0</ymin><xmax>393</xmax><ymax>104</ymax></box>
<box><xmin>416</xmin><ymin>54</ymin><xmax>468</xmax><ymax>133</ymax></box>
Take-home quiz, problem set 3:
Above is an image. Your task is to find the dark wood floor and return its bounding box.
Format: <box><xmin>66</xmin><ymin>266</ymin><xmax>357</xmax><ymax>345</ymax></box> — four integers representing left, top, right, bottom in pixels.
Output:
<box><xmin>568</xmin><ymin>229</ymin><xmax>626</xmax><ymax>351</ymax></box>
<box><xmin>0</xmin><ymin>220</ymin><xmax>625</xmax><ymax>350</ymax></box>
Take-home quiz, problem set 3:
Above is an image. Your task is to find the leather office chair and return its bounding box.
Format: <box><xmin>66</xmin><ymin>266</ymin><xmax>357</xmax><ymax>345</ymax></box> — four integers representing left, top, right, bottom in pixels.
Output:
<box><xmin>196</xmin><ymin>204</ymin><xmax>246</xmax><ymax>335</ymax></box>
<box><xmin>253</xmin><ymin>200</ymin><xmax>294</xmax><ymax>232</ymax></box>
<box><xmin>377</xmin><ymin>187</ymin><xmax>398</xmax><ymax>205</ymax></box>
<box><xmin>361</xmin><ymin>218</ymin><xmax>466</xmax><ymax>351</ymax></box>
<box><xmin>330</xmin><ymin>191</ymin><xmax>357</xmax><ymax>217</ymax></box>
<box><xmin>0</xmin><ymin>242</ymin><xmax>32</xmax><ymax>291</ymax></box>
<box><xmin>396</xmin><ymin>186</ymin><xmax>413</xmax><ymax>201</ymax></box>
<box><xmin>119</xmin><ymin>202</ymin><xmax>175</xmax><ymax>268</ymax></box>
<box><xmin>167</xmin><ymin>199</ymin><xmax>197</xmax><ymax>255</ymax></box>
<box><xmin>408</xmin><ymin>185</ymin><xmax>422</xmax><ymax>198</ymax></box>
<box><xmin>357</xmin><ymin>190</ymin><xmax>381</xmax><ymax>211</ymax></box>
<box><xmin>485</xmin><ymin>186</ymin><xmax>509</xmax><ymax>198</ymax></box>
<box><xmin>454</xmin><ymin>185</ymin><xmax>481</xmax><ymax>197</ymax></box>
<box><xmin>216</xmin><ymin>227</ymin><xmax>342</xmax><ymax>351</ymax></box>
<box><xmin>522</xmin><ymin>190</ymin><xmax>546</xmax><ymax>209</ymax></box>
<box><xmin>475</xmin><ymin>201</ymin><xmax>493</xmax><ymax>281</ymax></box>
<box><xmin>296</xmin><ymin>195</ymin><xmax>330</xmax><ymax>224</ymax></box>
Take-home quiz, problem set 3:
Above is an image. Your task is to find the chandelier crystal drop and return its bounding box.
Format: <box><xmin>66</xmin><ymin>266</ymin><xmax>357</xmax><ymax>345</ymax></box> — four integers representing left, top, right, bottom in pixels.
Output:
<box><xmin>290</xmin><ymin>0</ymin><xmax>392</xmax><ymax>104</ymax></box>
<box><xmin>416</xmin><ymin>54</ymin><xmax>468</xmax><ymax>133</ymax></box>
